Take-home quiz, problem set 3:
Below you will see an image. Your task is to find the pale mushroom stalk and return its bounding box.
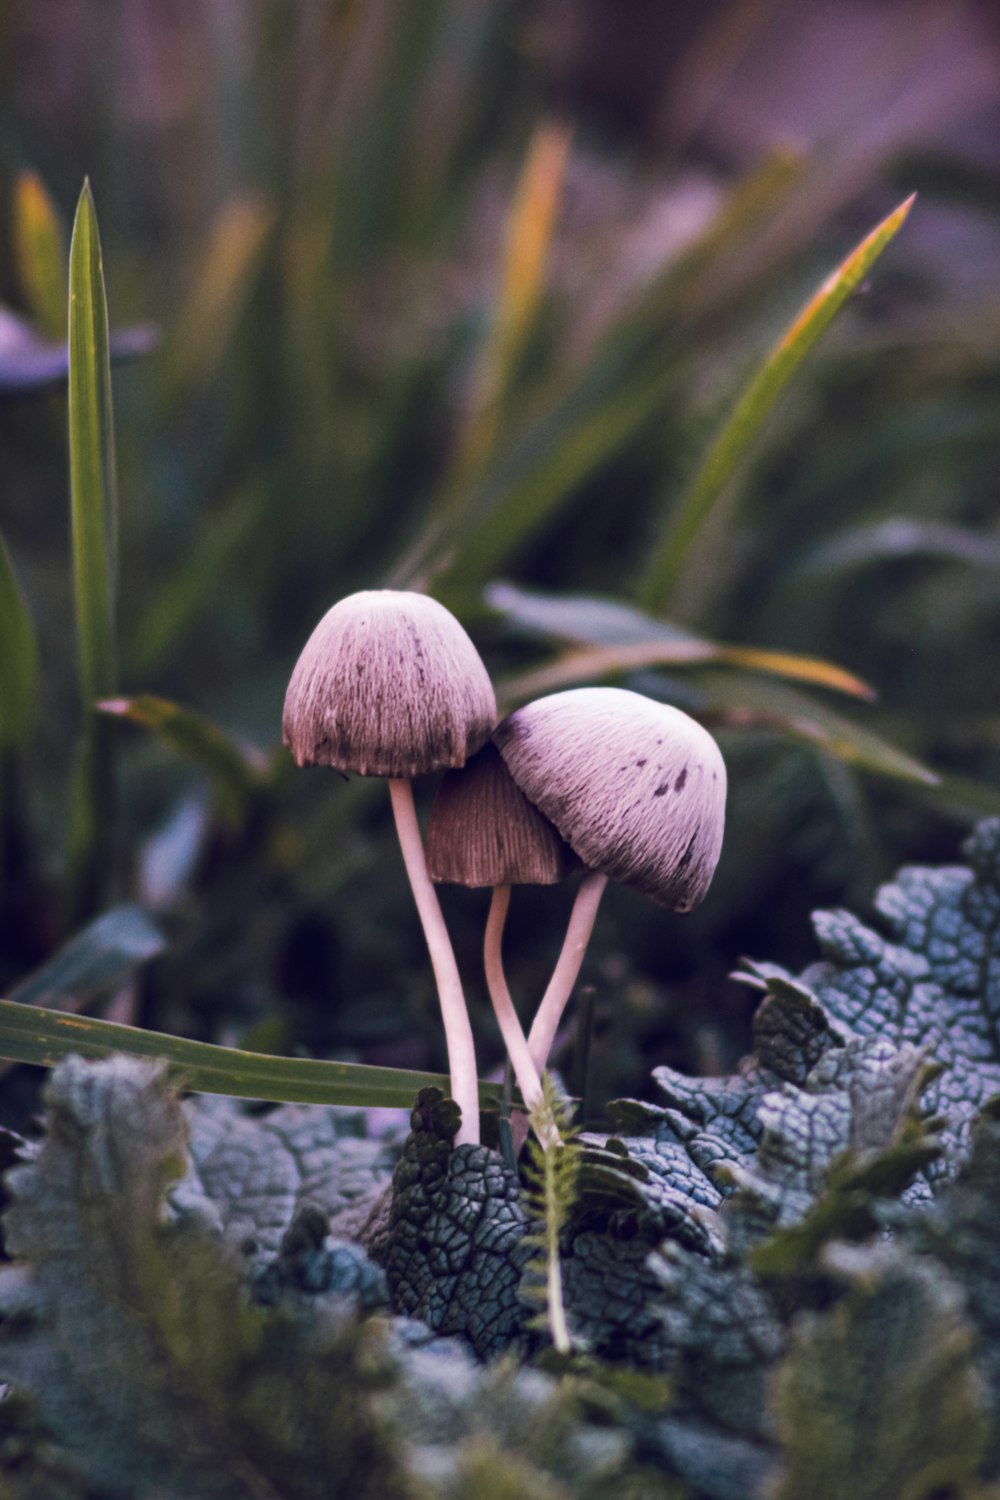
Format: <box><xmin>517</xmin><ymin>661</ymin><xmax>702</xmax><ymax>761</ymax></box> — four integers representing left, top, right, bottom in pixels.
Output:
<box><xmin>484</xmin><ymin>884</ymin><xmax>560</xmax><ymax>1151</ymax></box>
<box><xmin>389</xmin><ymin>777</ymin><xmax>480</xmax><ymax>1147</ymax></box>
<box><xmin>526</xmin><ymin>870</ymin><xmax>608</xmax><ymax>1076</ymax></box>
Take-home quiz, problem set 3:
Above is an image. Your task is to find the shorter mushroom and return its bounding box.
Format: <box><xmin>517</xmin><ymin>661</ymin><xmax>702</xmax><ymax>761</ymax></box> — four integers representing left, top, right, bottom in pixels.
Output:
<box><xmin>426</xmin><ymin>742</ymin><xmax>576</xmax><ymax>1149</ymax></box>
<box><xmin>283</xmin><ymin>589</ymin><xmax>497</xmax><ymax>1146</ymax></box>
<box><xmin>494</xmin><ymin>686</ymin><xmax>727</xmax><ymax>1076</ymax></box>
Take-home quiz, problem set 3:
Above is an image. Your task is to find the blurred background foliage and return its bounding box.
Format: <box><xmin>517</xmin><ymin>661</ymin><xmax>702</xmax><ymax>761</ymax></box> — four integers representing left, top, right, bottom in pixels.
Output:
<box><xmin>1</xmin><ymin>0</ymin><xmax>999</xmax><ymax>1125</ymax></box>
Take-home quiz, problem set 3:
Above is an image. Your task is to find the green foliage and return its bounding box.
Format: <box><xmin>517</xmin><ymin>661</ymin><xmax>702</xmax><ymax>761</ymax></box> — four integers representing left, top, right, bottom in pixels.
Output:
<box><xmin>519</xmin><ymin>1079</ymin><xmax>582</xmax><ymax>1354</ymax></box>
<box><xmin>771</xmin><ymin>1242</ymin><xmax>987</xmax><ymax>1500</ymax></box>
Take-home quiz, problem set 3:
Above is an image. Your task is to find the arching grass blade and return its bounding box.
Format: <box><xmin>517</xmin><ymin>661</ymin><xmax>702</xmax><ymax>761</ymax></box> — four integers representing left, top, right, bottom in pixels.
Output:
<box><xmin>640</xmin><ymin>194</ymin><xmax>916</xmax><ymax>610</ymax></box>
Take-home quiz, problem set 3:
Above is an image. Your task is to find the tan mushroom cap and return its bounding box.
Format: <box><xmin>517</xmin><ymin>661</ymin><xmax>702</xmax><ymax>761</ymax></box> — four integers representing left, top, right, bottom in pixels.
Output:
<box><xmin>493</xmin><ymin>686</ymin><xmax>726</xmax><ymax>912</ymax></box>
<box><xmin>426</xmin><ymin>743</ymin><xmax>578</xmax><ymax>888</ymax></box>
<box><xmin>283</xmin><ymin>590</ymin><xmax>497</xmax><ymax>777</ymax></box>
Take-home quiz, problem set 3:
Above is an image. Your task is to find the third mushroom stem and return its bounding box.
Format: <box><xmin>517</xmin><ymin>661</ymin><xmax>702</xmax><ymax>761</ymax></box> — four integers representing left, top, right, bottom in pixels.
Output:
<box><xmin>484</xmin><ymin>884</ymin><xmax>561</xmax><ymax>1151</ymax></box>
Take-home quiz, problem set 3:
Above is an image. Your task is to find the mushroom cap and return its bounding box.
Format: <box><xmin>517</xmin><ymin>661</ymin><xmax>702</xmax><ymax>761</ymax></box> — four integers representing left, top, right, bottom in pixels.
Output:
<box><xmin>283</xmin><ymin>590</ymin><xmax>497</xmax><ymax>777</ymax></box>
<box><xmin>493</xmin><ymin>686</ymin><xmax>726</xmax><ymax>912</ymax></box>
<box><xmin>426</xmin><ymin>743</ymin><xmax>578</xmax><ymax>887</ymax></box>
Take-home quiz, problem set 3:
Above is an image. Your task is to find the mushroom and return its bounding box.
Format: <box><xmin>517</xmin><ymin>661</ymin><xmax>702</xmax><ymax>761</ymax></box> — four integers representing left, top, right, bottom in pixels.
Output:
<box><xmin>283</xmin><ymin>589</ymin><xmax>497</xmax><ymax>1146</ymax></box>
<box><xmin>493</xmin><ymin>686</ymin><xmax>726</xmax><ymax>1076</ymax></box>
<box><xmin>426</xmin><ymin>742</ymin><xmax>576</xmax><ymax>1148</ymax></box>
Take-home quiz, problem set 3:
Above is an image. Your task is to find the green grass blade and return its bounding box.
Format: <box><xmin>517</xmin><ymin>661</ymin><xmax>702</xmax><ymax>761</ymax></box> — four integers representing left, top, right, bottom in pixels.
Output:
<box><xmin>639</xmin><ymin>194</ymin><xmax>916</xmax><ymax>610</ymax></box>
<box><xmin>68</xmin><ymin>180</ymin><xmax>119</xmax><ymax>916</ymax></box>
<box><xmin>14</xmin><ymin>170</ymin><xmax>68</xmax><ymax>340</ymax></box>
<box><xmin>0</xmin><ymin>997</ymin><xmax>506</xmax><ymax>1110</ymax></box>
<box><xmin>0</xmin><ymin>531</ymin><xmax>40</xmax><ymax>749</ymax></box>
<box><xmin>69</xmin><ymin>178</ymin><xmax>118</xmax><ymax>701</ymax></box>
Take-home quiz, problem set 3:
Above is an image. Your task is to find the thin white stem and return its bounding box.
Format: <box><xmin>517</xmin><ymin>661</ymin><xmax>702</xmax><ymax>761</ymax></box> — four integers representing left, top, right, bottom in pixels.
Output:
<box><xmin>389</xmin><ymin>777</ymin><xmax>479</xmax><ymax>1147</ymax></box>
<box><xmin>485</xmin><ymin>886</ymin><xmax>559</xmax><ymax>1151</ymax></box>
<box><xmin>527</xmin><ymin>870</ymin><xmax>608</xmax><ymax>1076</ymax></box>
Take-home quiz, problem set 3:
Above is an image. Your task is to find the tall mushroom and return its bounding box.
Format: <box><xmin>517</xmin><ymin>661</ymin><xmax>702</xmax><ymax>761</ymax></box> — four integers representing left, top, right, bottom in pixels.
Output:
<box><xmin>283</xmin><ymin>589</ymin><xmax>496</xmax><ymax>1146</ymax></box>
<box><xmin>493</xmin><ymin>686</ymin><xmax>726</xmax><ymax>1077</ymax></box>
<box><xmin>426</xmin><ymin>742</ymin><xmax>576</xmax><ymax>1148</ymax></box>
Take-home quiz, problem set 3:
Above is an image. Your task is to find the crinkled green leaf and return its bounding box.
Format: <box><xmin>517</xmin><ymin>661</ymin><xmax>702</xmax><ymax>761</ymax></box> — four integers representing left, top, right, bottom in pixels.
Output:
<box><xmin>908</xmin><ymin>1108</ymin><xmax>1000</xmax><ymax>1471</ymax></box>
<box><xmin>383</xmin><ymin>1088</ymin><xmax>533</xmax><ymax>1359</ymax></box>
<box><xmin>789</xmin><ymin>818</ymin><xmax>1000</xmax><ymax>1174</ymax></box>
<box><xmin>175</xmin><ymin>1092</ymin><xmax>401</xmax><ymax>1258</ymax></box>
<box><xmin>0</xmin><ymin>1055</ymin><xmax>413</xmax><ymax>1500</ymax></box>
<box><xmin>770</xmin><ymin>1240</ymin><xmax>987</xmax><ymax>1500</ymax></box>
<box><xmin>0</xmin><ymin>1059</ymin><xmax>672</xmax><ymax>1500</ymax></box>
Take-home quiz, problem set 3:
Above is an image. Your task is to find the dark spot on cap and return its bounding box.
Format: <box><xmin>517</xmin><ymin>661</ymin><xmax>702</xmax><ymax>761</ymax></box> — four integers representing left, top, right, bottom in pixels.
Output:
<box><xmin>675</xmin><ymin>766</ymin><xmax>688</xmax><ymax>792</ymax></box>
<box><xmin>635</xmin><ymin>758</ymin><xmax>647</xmax><ymax>768</ymax></box>
<box><xmin>653</xmin><ymin>781</ymin><xmax>671</xmax><ymax>797</ymax></box>
<box><xmin>677</xmin><ymin>829</ymin><xmax>698</xmax><ymax>871</ymax></box>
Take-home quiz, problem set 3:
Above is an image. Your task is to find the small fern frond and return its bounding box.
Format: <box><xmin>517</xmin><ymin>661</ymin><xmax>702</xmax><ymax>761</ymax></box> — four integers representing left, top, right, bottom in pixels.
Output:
<box><xmin>520</xmin><ymin>1076</ymin><xmax>581</xmax><ymax>1354</ymax></box>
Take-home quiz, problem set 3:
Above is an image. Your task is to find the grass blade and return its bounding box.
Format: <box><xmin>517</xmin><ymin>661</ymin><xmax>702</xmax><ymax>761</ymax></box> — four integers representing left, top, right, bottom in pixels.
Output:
<box><xmin>13</xmin><ymin>170</ymin><xmax>68</xmax><ymax>340</ymax></box>
<box><xmin>0</xmin><ymin>997</ymin><xmax>506</xmax><ymax>1110</ymax></box>
<box><xmin>69</xmin><ymin>178</ymin><xmax>118</xmax><ymax>695</ymax></box>
<box><xmin>639</xmin><ymin>194</ymin><xmax>916</xmax><ymax>610</ymax></box>
<box><xmin>68</xmin><ymin>179</ymin><xmax>119</xmax><ymax>916</ymax></box>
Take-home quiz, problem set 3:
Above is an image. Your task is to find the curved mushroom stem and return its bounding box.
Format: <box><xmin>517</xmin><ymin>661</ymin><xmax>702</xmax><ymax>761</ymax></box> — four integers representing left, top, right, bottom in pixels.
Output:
<box><xmin>485</xmin><ymin>886</ymin><xmax>559</xmax><ymax>1152</ymax></box>
<box><xmin>527</xmin><ymin>870</ymin><xmax>608</xmax><ymax>1076</ymax></box>
<box><xmin>389</xmin><ymin>777</ymin><xmax>480</xmax><ymax>1147</ymax></box>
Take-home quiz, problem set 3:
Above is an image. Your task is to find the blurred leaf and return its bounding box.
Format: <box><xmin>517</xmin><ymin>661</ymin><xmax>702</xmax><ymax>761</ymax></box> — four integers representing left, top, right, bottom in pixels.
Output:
<box><xmin>130</xmin><ymin>480</ymin><xmax>268</xmax><ymax>675</ymax></box>
<box><xmin>796</xmin><ymin>517</ymin><xmax>1000</xmax><ymax>579</ymax></box>
<box><xmin>8</xmin><ymin>904</ymin><xmax>164</xmax><ymax>1010</ymax></box>
<box><xmin>98</xmin><ymin>695</ymin><xmax>266</xmax><ymax>824</ymax></box>
<box><xmin>695</xmin><ymin>671</ymin><xmax>940</xmax><ymax>786</ymax></box>
<box><xmin>413</xmin><ymin>359</ymin><xmax>677</xmax><ymax>598</ymax></box>
<box><xmin>0</xmin><ymin>304</ymin><xmax>156</xmax><ymax>396</ymax></box>
<box><xmin>13</xmin><ymin>169</ymin><xmax>68</xmax><ymax>340</ymax></box>
<box><xmin>68</xmin><ymin>178</ymin><xmax>117</xmax><ymax>705</ymax></box>
<box><xmin>640</xmin><ymin>194</ymin><xmax>917</xmax><ymax>609</ymax></box>
<box><xmin>489</xmin><ymin>582</ymin><xmax>873</xmax><ymax>705</ymax></box>
<box><xmin>162</xmin><ymin>193</ymin><xmax>273</xmax><ymax>405</ymax></box>
<box><xmin>0</xmin><ymin>531</ymin><xmax>39</xmax><ymax>748</ymax></box>
<box><xmin>458</xmin><ymin>120</ymin><xmax>572</xmax><ymax>474</ymax></box>
<box><xmin>501</xmin><ymin>641</ymin><xmax>874</xmax><ymax>707</ymax></box>
<box><xmin>0</xmin><ymin>998</ymin><xmax>505</xmax><ymax>1110</ymax></box>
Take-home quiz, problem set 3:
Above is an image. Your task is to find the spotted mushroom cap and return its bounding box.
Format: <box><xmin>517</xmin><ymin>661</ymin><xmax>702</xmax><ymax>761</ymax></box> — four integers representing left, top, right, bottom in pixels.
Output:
<box><xmin>493</xmin><ymin>686</ymin><xmax>726</xmax><ymax>912</ymax></box>
<box><xmin>282</xmin><ymin>590</ymin><xmax>497</xmax><ymax>777</ymax></box>
<box><xmin>426</xmin><ymin>743</ymin><xmax>578</xmax><ymax>888</ymax></box>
